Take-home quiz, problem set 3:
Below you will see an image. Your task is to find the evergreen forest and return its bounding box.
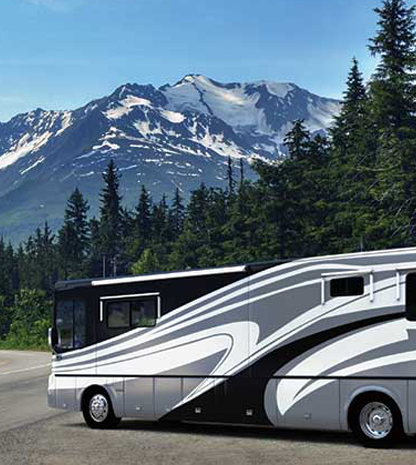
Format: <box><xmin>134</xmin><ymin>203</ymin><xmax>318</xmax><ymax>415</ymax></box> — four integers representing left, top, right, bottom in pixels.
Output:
<box><xmin>1</xmin><ymin>0</ymin><xmax>416</xmax><ymax>349</ymax></box>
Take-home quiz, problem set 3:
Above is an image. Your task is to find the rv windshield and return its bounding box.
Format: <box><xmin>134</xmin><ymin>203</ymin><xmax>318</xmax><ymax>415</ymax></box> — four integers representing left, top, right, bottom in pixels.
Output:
<box><xmin>55</xmin><ymin>299</ymin><xmax>87</xmax><ymax>352</ymax></box>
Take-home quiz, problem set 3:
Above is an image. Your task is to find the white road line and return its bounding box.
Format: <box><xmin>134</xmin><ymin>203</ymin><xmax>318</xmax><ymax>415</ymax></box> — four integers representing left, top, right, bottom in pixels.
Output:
<box><xmin>0</xmin><ymin>363</ymin><xmax>51</xmax><ymax>376</ymax></box>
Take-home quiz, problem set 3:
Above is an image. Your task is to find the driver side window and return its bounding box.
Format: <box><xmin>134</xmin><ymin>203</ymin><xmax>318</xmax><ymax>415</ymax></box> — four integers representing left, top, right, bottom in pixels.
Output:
<box><xmin>55</xmin><ymin>300</ymin><xmax>86</xmax><ymax>351</ymax></box>
<box><xmin>406</xmin><ymin>273</ymin><xmax>416</xmax><ymax>321</ymax></box>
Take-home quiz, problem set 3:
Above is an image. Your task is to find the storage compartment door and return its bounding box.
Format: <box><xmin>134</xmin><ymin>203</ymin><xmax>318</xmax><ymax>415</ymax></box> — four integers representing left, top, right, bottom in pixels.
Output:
<box><xmin>155</xmin><ymin>378</ymin><xmax>182</xmax><ymax>419</ymax></box>
<box><xmin>124</xmin><ymin>377</ymin><xmax>155</xmax><ymax>420</ymax></box>
<box><xmin>277</xmin><ymin>378</ymin><xmax>340</xmax><ymax>430</ymax></box>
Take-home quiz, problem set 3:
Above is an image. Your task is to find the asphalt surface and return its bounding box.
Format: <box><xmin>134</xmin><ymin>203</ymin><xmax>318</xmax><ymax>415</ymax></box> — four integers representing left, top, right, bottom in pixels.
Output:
<box><xmin>1</xmin><ymin>351</ymin><xmax>416</xmax><ymax>464</ymax></box>
<box><xmin>0</xmin><ymin>350</ymin><xmax>53</xmax><ymax>433</ymax></box>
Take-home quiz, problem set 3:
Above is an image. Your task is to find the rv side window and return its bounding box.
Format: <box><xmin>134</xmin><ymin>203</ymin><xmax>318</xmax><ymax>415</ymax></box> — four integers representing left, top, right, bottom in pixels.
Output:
<box><xmin>330</xmin><ymin>277</ymin><xmax>364</xmax><ymax>297</ymax></box>
<box><xmin>107</xmin><ymin>302</ymin><xmax>130</xmax><ymax>329</ymax></box>
<box><xmin>406</xmin><ymin>273</ymin><xmax>416</xmax><ymax>321</ymax></box>
<box><xmin>131</xmin><ymin>300</ymin><xmax>157</xmax><ymax>327</ymax></box>
<box><xmin>106</xmin><ymin>297</ymin><xmax>157</xmax><ymax>330</ymax></box>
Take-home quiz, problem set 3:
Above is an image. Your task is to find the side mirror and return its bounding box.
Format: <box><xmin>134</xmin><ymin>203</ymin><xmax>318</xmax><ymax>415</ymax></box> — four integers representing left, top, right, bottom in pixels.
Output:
<box><xmin>48</xmin><ymin>327</ymin><xmax>58</xmax><ymax>352</ymax></box>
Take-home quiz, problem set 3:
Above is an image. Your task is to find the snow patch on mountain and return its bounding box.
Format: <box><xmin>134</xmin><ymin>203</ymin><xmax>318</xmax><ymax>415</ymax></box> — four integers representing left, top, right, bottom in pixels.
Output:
<box><xmin>134</xmin><ymin>120</ymin><xmax>164</xmax><ymax>137</ymax></box>
<box><xmin>160</xmin><ymin>109</ymin><xmax>185</xmax><ymax>124</ymax></box>
<box><xmin>163</xmin><ymin>75</ymin><xmax>267</xmax><ymax>131</ymax></box>
<box><xmin>161</xmin><ymin>74</ymin><xmax>327</xmax><ymax>139</ymax></box>
<box><xmin>262</xmin><ymin>81</ymin><xmax>294</xmax><ymax>98</ymax></box>
<box><xmin>196</xmin><ymin>132</ymin><xmax>247</xmax><ymax>159</ymax></box>
<box><xmin>0</xmin><ymin>131</ymin><xmax>52</xmax><ymax>170</ymax></box>
<box><xmin>20</xmin><ymin>156</ymin><xmax>46</xmax><ymax>175</ymax></box>
<box><xmin>105</xmin><ymin>96</ymin><xmax>154</xmax><ymax>120</ymax></box>
<box><xmin>305</xmin><ymin>100</ymin><xmax>341</xmax><ymax>132</ymax></box>
<box><xmin>56</xmin><ymin>111</ymin><xmax>73</xmax><ymax>136</ymax></box>
<box><xmin>92</xmin><ymin>140</ymin><xmax>120</xmax><ymax>152</ymax></box>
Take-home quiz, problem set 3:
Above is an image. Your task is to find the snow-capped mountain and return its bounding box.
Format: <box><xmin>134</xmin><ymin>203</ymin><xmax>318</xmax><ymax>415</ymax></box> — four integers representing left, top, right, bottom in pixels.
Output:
<box><xmin>0</xmin><ymin>75</ymin><xmax>340</xmax><ymax>242</ymax></box>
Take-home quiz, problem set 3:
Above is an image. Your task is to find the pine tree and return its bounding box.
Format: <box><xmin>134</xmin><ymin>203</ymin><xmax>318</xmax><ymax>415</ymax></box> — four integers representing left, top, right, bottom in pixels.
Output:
<box><xmin>222</xmin><ymin>181</ymin><xmax>264</xmax><ymax>263</ymax></box>
<box><xmin>15</xmin><ymin>244</ymin><xmax>25</xmax><ymax>290</ymax></box>
<box><xmin>22</xmin><ymin>223</ymin><xmax>58</xmax><ymax>293</ymax></box>
<box><xmin>186</xmin><ymin>183</ymin><xmax>210</xmax><ymax>235</ymax></box>
<box><xmin>6</xmin><ymin>242</ymin><xmax>19</xmax><ymax>293</ymax></box>
<box><xmin>239</xmin><ymin>158</ymin><xmax>245</xmax><ymax>188</ymax></box>
<box><xmin>0</xmin><ymin>295</ymin><xmax>12</xmax><ymax>339</ymax></box>
<box><xmin>117</xmin><ymin>206</ymin><xmax>134</xmax><ymax>275</ymax></box>
<box><xmin>331</xmin><ymin>58</ymin><xmax>369</xmax><ymax>151</ymax></box>
<box><xmin>254</xmin><ymin>121</ymin><xmax>335</xmax><ymax>258</ymax></box>
<box><xmin>150</xmin><ymin>195</ymin><xmax>171</xmax><ymax>266</ymax></box>
<box><xmin>58</xmin><ymin>188</ymin><xmax>89</xmax><ymax>278</ymax></box>
<box><xmin>169</xmin><ymin>188</ymin><xmax>185</xmax><ymax>237</ymax></box>
<box><xmin>136</xmin><ymin>185</ymin><xmax>152</xmax><ymax>238</ymax></box>
<box><xmin>226</xmin><ymin>156</ymin><xmax>235</xmax><ymax>194</ymax></box>
<box><xmin>283</xmin><ymin>120</ymin><xmax>311</xmax><ymax>161</ymax></box>
<box><xmin>199</xmin><ymin>187</ymin><xmax>229</xmax><ymax>266</ymax></box>
<box><xmin>87</xmin><ymin>217</ymin><xmax>102</xmax><ymax>277</ymax></box>
<box><xmin>130</xmin><ymin>185</ymin><xmax>152</xmax><ymax>258</ymax></box>
<box><xmin>40</xmin><ymin>222</ymin><xmax>57</xmax><ymax>292</ymax></box>
<box><xmin>0</xmin><ymin>238</ymin><xmax>13</xmax><ymax>298</ymax></box>
<box><xmin>369</xmin><ymin>0</ymin><xmax>416</xmax><ymax>133</ymax></box>
<box><xmin>282</xmin><ymin>123</ymin><xmax>313</xmax><ymax>256</ymax></box>
<box><xmin>99</xmin><ymin>160</ymin><xmax>122</xmax><ymax>269</ymax></box>
<box><xmin>328</xmin><ymin>57</ymin><xmax>381</xmax><ymax>252</ymax></box>
<box><xmin>168</xmin><ymin>183</ymin><xmax>210</xmax><ymax>269</ymax></box>
<box><xmin>368</xmin><ymin>0</ymin><xmax>416</xmax><ymax>243</ymax></box>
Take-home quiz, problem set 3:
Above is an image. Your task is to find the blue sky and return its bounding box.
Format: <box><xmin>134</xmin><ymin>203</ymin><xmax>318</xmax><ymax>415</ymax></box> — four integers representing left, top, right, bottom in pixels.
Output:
<box><xmin>0</xmin><ymin>0</ymin><xmax>395</xmax><ymax>121</ymax></box>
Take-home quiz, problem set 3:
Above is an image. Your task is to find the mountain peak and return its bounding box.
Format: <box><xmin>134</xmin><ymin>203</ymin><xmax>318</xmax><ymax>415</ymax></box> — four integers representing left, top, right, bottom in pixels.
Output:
<box><xmin>111</xmin><ymin>82</ymin><xmax>156</xmax><ymax>99</ymax></box>
<box><xmin>0</xmin><ymin>75</ymin><xmax>340</xmax><ymax>243</ymax></box>
<box><xmin>164</xmin><ymin>75</ymin><xmax>309</xmax><ymax>101</ymax></box>
<box><xmin>163</xmin><ymin>73</ymin><xmax>210</xmax><ymax>89</ymax></box>
<box><xmin>108</xmin><ymin>83</ymin><xmax>168</xmax><ymax>110</ymax></box>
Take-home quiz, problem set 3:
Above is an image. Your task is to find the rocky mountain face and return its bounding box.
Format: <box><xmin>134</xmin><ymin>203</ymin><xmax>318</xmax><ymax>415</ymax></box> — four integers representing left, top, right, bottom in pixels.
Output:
<box><xmin>0</xmin><ymin>74</ymin><xmax>340</xmax><ymax>243</ymax></box>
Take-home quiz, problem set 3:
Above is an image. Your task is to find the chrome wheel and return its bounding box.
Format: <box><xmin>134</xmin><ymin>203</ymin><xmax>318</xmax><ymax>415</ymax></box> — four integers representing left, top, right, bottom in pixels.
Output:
<box><xmin>359</xmin><ymin>402</ymin><xmax>393</xmax><ymax>440</ymax></box>
<box><xmin>89</xmin><ymin>394</ymin><xmax>109</xmax><ymax>423</ymax></box>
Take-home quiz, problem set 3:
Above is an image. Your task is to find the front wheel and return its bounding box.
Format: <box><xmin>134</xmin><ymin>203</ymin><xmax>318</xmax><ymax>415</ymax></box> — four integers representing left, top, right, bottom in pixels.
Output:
<box><xmin>350</xmin><ymin>394</ymin><xmax>402</xmax><ymax>448</ymax></box>
<box><xmin>82</xmin><ymin>391</ymin><xmax>121</xmax><ymax>429</ymax></box>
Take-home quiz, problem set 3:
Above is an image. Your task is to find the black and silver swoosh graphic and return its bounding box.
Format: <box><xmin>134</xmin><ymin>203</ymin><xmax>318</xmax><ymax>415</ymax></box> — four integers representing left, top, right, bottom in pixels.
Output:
<box><xmin>162</xmin><ymin>312</ymin><xmax>404</xmax><ymax>425</ymax></box>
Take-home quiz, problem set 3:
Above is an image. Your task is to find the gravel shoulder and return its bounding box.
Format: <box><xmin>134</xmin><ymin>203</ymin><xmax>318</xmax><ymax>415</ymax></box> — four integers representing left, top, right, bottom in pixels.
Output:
<box><xmin>1</xmin><ymin>412</ymin><xmax>416</xmax><ymax>465</ymax></box>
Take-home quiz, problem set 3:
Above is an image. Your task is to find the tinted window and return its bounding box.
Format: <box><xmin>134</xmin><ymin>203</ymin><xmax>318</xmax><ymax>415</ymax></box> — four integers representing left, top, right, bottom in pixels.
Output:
<box><xmin>56</xmin><ymin>300</ymin><xmax>73</xmax><ymax>350</ymax></box>
<box><xmin>406</xmin><ymin>273</ymin><xmax>416</xmax><ymax>321</ymax></box>
<box><xmin>56</xmin><ymin>300</ymin><xmax>86</xmax><ymax>351</ymax></box>
<box><xmin>74</xmin><ymin>300</ymin><xmax>87</xmax><ymax>349</ymax></box>
<box><xmin>106</xmin><ymin>297</ymin><xmax>157</xmax><ymax>330</ymax></box>
<box><xmin>131</xmin><ymin>300</ymin><xmax>156</xmax><ymax>327</ymax></box>
<box><xmin>107</xmin><ymin>302</ymin><xmax>130</xmax><ymax>328</ymax></box>
<box><xmin>330</xmin><ymin>277</ymin><xmax>364</xmax><ymax>297</ymax></box>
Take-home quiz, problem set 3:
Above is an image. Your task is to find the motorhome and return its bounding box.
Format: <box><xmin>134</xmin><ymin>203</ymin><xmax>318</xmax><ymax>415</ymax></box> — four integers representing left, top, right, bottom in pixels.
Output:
<box><xmin>47</xmin><ymin>247</ymin><xmax>416</xmax><ymax>446</ymax></box>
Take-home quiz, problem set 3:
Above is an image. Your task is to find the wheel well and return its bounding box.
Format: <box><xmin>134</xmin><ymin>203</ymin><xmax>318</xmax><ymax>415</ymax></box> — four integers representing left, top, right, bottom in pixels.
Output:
<box><xmin>81</xmin><ymin>385</ymin><xmax>111</xmax><ymax>412</ymax></box>
<box><xmin>347</xmin><ymin>391</ymin><xmax>403</xmax><ymax>431</ymax></box>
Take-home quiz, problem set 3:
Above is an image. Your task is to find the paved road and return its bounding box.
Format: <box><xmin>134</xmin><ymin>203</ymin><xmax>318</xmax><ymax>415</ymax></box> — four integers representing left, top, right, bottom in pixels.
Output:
<box><xmin>1</xmin><ymin>351</ymin><xmax>416</xmax><ymax>464</ymax></box>
<box><xmin>0</xmin><ymin>350</ymin><xmax>53</xmax><ymax>433</ymax></box>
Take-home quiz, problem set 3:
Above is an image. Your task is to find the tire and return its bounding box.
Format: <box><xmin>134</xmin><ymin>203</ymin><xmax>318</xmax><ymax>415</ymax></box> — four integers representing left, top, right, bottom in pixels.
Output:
<box><xmin>82</xmin><ymin>390</ymin><xmax>121</xmax><ymax>429</ymax></box>
<box><xmin>349</xmin><ymin>393</ymin><xmax>403</xmax><ymax>448</ymax></box>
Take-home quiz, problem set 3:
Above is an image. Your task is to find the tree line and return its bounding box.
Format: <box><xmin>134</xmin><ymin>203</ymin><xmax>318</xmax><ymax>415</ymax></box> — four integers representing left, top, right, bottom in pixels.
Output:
<box><xmin>1</xmin><ymin>0</ymin><xmax>416</xmax><ymax>348</ymax></box>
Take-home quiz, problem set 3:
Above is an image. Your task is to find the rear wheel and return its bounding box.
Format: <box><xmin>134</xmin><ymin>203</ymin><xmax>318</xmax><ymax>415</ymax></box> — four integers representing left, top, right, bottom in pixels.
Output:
<box><xmin>350</xmin><ymin>394</ymin><xmax>402</xmax><ymax>448</ymax></box>
<box><xmin>82</xmin><ymin>391</ymin><xmax>121</xmax><ymax>429</ymax></box>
